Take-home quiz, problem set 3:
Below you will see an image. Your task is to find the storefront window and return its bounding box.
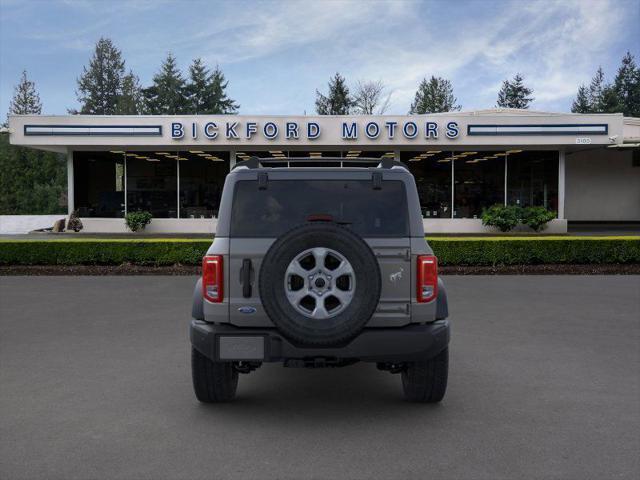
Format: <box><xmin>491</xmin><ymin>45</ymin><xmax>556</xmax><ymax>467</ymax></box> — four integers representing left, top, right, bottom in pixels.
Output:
<box><xmin>453</xmin><ymin>151</ymin><xmax>505</xmax><ymax>218</ymax></box>
<box><xmin>126</xmin><ymin>153</ymin><xmax>177</xmax><ymax>218</ymax></box>
<box><xmin>404</xmin><ymin>151</ymin><xmax>452</xmax><ymax>218</ymax></box>
<box><xmin>179</xmin><ymin>152</ymin><xmax>228</xmax><ymax>218</ymax></box>
<box><xmin>73</xmin><ymin>151</ymin><xmax>125</xmax><ymax>217</ymax></box>
<box><xmin>507</xmin><ymin>150</ymin><xmax>558</xmax><ymax>212</ymax></box>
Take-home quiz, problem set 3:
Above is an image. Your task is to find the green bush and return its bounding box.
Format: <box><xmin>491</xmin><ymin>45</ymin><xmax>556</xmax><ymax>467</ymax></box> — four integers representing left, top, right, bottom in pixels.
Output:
<box><xmin>125</xmin><ymin>211</ymin><xmax>153</xmax><ymax>232</ymax></box>
<box><xmin>0</xmin><ymin>240</ymin><xmax>211</xmax><ymax>266</ymax></box>
<box><xmin>0</xmin><ymin>237</ymin><xmax>638</xmax><ymax>267</ymax></box>
<box><xmin>521</xmin><ymin>206</ymin><xmax>556</xmax><ymax>232</ymax></box>
<box><xmin>482</xmin><ymin>205</ymin><xmax>557</xmax><ymax>232</ymax></box>
<box><xmin>429</xmin><ymin>237</ymin><xmax>640</xmax><ymax>266</ymax></box>
<box><xmin>481</xmin><ymin>205</ymin><xmax>520</xmax><ymax>232</ymax></box>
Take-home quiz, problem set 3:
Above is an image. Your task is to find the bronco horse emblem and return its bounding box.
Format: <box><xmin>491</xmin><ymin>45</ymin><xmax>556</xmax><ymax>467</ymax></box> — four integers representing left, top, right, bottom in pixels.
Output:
<box><xmin>389</xmin><ymin>268</ymin><xmax>404</xmax><ymax>283</ymax></box>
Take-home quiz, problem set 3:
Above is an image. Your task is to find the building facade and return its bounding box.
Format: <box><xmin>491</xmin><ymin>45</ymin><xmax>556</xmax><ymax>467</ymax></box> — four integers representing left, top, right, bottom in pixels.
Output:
<box><xmin>8</xmin><ymin>109</ymin><xmax>640</xmax><ymax>233</ymax></box>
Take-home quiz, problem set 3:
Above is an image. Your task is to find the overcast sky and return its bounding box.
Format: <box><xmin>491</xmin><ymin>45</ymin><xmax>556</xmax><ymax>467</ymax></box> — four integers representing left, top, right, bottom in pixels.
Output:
<box><xmin>1</xmin><ymin>0</ymin><xmax>638</xmax><ymax>117</ymax></box>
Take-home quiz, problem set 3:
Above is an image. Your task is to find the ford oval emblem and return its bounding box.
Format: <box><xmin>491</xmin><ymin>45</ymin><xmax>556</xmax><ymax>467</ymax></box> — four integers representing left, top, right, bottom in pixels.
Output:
<box><xmin>238</xmin><ymin>306</ymin><xmax>257</xmax><ymax>314</ymax></box>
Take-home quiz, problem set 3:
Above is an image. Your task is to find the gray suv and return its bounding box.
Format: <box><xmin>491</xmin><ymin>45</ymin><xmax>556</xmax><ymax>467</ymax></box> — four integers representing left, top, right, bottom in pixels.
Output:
<box><xmin>190</xmin><ymin>157</ymin><xmax>450</xmax><ymax>403</ymax></box>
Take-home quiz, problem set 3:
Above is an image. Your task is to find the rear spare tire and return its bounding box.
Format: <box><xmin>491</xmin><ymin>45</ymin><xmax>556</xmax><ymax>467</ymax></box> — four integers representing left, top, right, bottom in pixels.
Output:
<box><xmin>259</xmin><ymin>223</ymin><xmax>381</xmax><ymax>346</ymax></box>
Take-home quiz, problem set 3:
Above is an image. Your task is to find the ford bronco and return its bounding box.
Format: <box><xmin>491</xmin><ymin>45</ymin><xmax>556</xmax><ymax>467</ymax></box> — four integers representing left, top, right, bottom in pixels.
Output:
<box><xmin>190</xmin><ymin>157</ymin><xmax>450</xmax><ymax>402</ymax></box>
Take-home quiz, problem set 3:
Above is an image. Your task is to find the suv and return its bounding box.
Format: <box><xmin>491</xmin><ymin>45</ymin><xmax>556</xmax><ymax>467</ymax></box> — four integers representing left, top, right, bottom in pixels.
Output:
<box><xmin>190</xmin><ymin>157</ymin><xmax>450</xmax><ymax>403</ymax></box>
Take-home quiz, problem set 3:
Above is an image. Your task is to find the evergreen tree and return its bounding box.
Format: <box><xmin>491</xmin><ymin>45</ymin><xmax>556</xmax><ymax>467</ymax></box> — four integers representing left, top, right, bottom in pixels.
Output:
<box><xmin>496</xmin><ymin>73</ymin><xmax>534</xmax><ymax>109</ymax></box>
<box><xmin>185</xmin><ymin>59</ymin><xmax>239</xmax><ymax>114</ymax></box>
<box><xmin>1</xmin><ymin>72</ymin><xmax>65</xmax><ymax>214</ymax></box>
<box><xmin>613</xmin><ymin>51</ymin><xmax>640</xmax><ymax>117</ymax></box>
<box><xmin>571</xmin><ymin>85</ymin><xmax>591</xmax><ymax>113</ymax></box>
<box><xmin>207</xmin><ymin>65</ymin><xmax>239</xmax><ymax>114</ymax></box>
<box><xmin>116</xmin><ymin>71</ymin><xmax>144</xmax><ymax>115</ymax></box>
<box><xmin>587</xmin><ymin>66</ymin><xmax>607</xmax><ymax>112</ymax></box>
<box><xmin>75</xmin><ymin>37</ymin><xmax>126</xmax><ymax>114</ymax></box>
<box><xmin>9</xmin><ymin>70</ymin><xmax>42</xmax><ymax>116</ymax></box>
<box><xmin>315</xmin><ymin>73</ymin><xmax>353</xmax><ymax>115</ymax></box>
<box><xmin>186</xmin><ymin>58</ymin><xmax>209</xmax><ymax>114</ymax></box>
<box><xmin>409</xmin><ymin>76</ymin><xmax>460</xmax><ymax>114</ymax></box>
<box><xmin>0</xmin><ymin>135</ymin><xmax>67</xmax><ymax>215</ymax></box>
<box><xmin>143</xmin><ymin>53</ymin><xmax>188</xmax><ymax>114</ymax></box>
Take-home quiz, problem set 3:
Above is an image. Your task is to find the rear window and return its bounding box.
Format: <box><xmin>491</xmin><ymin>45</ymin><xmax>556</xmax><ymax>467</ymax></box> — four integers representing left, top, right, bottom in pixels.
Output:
<box><xmin>230</xmin><ymin>180</ymin><xmax>409</xmax><ymax>237</ymax></box>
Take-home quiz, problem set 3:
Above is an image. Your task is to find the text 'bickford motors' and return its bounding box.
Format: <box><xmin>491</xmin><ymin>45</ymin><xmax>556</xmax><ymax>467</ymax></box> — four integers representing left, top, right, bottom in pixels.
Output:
<box><xmin>171</xmin><ymin>120</ymin><xmax>461</xmax><ymax>141</ymax></box>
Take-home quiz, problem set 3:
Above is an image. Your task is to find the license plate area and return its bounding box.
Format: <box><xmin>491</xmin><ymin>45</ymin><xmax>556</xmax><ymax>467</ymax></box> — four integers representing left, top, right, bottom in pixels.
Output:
<box><xmin>217</xmin><ymin>335</ymin><xmax>265</xmax><ymax>360</ymax></box>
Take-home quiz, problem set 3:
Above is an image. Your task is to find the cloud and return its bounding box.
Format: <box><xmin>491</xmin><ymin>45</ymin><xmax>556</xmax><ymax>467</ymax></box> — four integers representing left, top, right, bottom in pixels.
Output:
<box><xmin>1</xmin><ymin>0</ymin><xmax>637</xmax><ymax>115</ymax></box>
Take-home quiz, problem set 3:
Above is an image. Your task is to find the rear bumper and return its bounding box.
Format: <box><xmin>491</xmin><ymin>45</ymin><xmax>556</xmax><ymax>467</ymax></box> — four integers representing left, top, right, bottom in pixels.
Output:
<box><xmin>190</xmin><ymin>320</ymin><xmax>450</xmax><ymax>363</ymax></box>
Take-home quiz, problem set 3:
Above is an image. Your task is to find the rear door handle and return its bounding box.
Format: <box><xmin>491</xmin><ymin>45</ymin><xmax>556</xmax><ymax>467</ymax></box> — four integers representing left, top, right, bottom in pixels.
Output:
<box><xmin>241</xmin><ymin>259</ymin><xmax>252</xmax><ymax>298</ymax></box>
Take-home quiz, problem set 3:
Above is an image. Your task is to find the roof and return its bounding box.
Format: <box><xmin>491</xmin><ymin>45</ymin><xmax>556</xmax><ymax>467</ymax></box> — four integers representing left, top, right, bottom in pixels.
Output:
<box><xmin>429</xmin><ymin>108</ymin><xmax>622</xmax><ymax>117</ymax></box>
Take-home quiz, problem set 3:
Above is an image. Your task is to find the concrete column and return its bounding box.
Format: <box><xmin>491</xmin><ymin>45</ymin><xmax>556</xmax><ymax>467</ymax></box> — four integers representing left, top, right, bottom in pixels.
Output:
<box><xmin>394</xmin><ymin>149</ymin><xmax>401</xmax><ymax>162</ymax></box>
<box><xmin>504</xmin><ymin>154</ymin><xmax>508</xmax><ymax>206</ymax></box>
<box><xmin>558</xmin><ymin>149</ymin><xmax>566</xmax><ymax>219</ymax></box>
<box><xmin>451</xmin><ymin>155</ymin><xmax>455</xmax><ymax>219</ymax></box>
<box><xmin>66</xmin><ymin>149</ymin><xmax>74</xmax><ymax>215</ymax></box>
<box><xmin>229</xmin><ymin>150</ymin><xmax>236</xmax><ymax>170</ymax></box>
<box><xmin>176</xmin><ymin>158</ymin><xmax>180</xmax><ymax>219</ymax></box>
<box><xmin>124</xmin><ymin>155</ymin><xmax>127</xmax><ymax>216</ymax></box>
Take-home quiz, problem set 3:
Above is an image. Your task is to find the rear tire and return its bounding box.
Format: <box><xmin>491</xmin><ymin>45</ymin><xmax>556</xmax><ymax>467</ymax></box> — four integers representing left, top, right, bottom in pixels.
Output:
<box><xmin>191</xmin><ymin>347</ymin><xmax>238</xmax><ymax>403</ymax></box>
<box><xmin>401</xmin><ymin>347</ymin><xmax>448</xmax><ymax>403</ymax></box>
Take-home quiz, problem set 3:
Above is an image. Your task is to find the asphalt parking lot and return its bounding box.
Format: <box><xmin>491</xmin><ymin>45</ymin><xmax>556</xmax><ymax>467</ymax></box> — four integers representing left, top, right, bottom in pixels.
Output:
<box><xmin>1</xmin><ymin>275</ymin><xmax>638</xmax><ymax>480</ymax></box>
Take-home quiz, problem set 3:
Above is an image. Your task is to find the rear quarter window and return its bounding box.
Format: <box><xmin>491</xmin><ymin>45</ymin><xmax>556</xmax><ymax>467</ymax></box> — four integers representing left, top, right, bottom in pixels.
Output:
<box><xmin>230</xmin><ymin>179</ymin><xmax>409</xmax><ymax>237</ymax></box>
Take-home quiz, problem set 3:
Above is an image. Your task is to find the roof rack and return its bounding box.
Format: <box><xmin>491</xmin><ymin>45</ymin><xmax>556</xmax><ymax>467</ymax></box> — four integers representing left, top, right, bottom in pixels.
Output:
<box><xmin>234</xmin><ymin>156</ymin><xmax>406</xmax><ymax>170</ymax></box>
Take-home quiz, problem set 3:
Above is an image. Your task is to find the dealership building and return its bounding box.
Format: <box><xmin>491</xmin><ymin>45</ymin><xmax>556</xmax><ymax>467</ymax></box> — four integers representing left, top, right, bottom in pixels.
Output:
<box><xmin>7</xmin><ymin>109</ymin><xmax>640</xmax><ymax>233</ymax></box>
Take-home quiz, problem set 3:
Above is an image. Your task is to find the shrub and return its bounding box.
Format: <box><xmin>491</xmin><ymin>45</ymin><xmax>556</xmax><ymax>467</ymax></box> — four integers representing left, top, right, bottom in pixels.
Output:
<box><xmin>66</xmin><ymin>210</ymin><xmax>83</xmax><ymax>232</ymax></box>
<box><xmin>521</xmin><ymin>206</ymin><xmax>556</xmax><ymax>232</ymax></box>
<box><xmin>429</xmin><ymin>237</ymin><xmax>640</xmax><ymax>266</ymax></box>
<box><xmin>125</xmin><ymin>211</ymin><xmax>153</xmax><ymax>232</ymax></box>
<box><xmin>481</xmin><ymin>205</ymin><xmax>520</xmax><ymax>232</ymax></box>
<box><xmin>0</xmin><ymin>238</ymin><xmax>638</xmax><ymax>267</ymax></box>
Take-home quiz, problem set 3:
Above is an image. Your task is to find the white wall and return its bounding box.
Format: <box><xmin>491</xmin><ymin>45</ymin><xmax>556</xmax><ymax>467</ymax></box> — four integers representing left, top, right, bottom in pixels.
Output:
<box><xmin>423</xmin><ymin>218</ymin><xmax>567</xmax><ymax>234</ymax></box>
<box><xmin>565</xmin><ymin>149</ymin><xmax>640</xmax><ymax>221</ymax></box>
<box><xmin>0</xmin><ymin>215</ymin><xmax>66</xmax><ymax>234</ymax></box>
<box><xmin>81</xmin><ymin>218</ymin><xmax>216</xmax><ymax>234</ymax></box>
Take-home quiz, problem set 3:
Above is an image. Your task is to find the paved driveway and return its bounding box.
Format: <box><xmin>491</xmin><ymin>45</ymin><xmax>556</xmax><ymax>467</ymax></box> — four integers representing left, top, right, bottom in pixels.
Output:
<box><xmin>1</xmin><ymin>276</ymin><xmax>638</xmax><ymax>480</ymax></box>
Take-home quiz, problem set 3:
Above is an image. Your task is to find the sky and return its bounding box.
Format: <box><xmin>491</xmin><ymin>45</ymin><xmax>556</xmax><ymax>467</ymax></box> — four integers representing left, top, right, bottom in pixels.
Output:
<box><xmin>0</xmin><ymin>0</ymin><xmax>638</xmax><ymax>117</ymax></box>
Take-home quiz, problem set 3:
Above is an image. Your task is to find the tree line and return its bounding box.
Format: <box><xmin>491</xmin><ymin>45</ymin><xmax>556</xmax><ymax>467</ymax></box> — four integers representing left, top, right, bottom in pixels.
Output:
<box><xmin>4</xmin><ymin>36</ymin><xmax>639</xmax><ymax>119</ymax></box>
<box><xmin>71</xmin><ymin>37</ymin><xmax>239</xmax><ymax>115</ymax></box>
<box><xmin>1</xmin><ymin>37</ymin><xmax>639</xmax><ymax>215</ymax></box>
<box><xmin>314</xmin><ymin>52</ymin><xmax>638</xmax><ymax>116</ymax></box>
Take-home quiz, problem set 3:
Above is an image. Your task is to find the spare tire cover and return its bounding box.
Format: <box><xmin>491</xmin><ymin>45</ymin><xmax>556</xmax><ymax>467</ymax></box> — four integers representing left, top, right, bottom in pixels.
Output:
<box><xmin>259</xmin><ymin>223</ymin><xmax>381</xmax><ymax>346</ymax></box>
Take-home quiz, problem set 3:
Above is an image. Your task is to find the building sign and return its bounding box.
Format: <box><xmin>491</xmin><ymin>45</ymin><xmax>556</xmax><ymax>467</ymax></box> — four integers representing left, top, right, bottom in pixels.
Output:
<box><xmin>170</xmin><ymin>120</ymin><xmax>461</xmax><ymax>141</ymax></box>
<box><xmin>14</xmin><ymin>114</ymin><xmax>619</xmax><ymax>148</ymax></box>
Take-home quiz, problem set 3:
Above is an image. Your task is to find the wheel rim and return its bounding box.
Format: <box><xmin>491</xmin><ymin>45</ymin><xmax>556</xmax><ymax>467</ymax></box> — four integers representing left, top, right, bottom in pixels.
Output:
<box><xmin>284</xmin><ymin>247</ymin><xmax>356</xmax><ymax>319</ymax></box>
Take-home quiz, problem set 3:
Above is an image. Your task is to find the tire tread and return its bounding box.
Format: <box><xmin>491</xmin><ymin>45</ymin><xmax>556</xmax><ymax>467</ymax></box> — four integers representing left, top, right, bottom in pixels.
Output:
<box><xmin>191</xmin><ymin>348</ymin><xmax>238</xmax><ymax>403</ymax></box>
<box><xmin>401</xmin><ymin>347</ymin><xmax>448</xmax><ymax>403</ymax></box>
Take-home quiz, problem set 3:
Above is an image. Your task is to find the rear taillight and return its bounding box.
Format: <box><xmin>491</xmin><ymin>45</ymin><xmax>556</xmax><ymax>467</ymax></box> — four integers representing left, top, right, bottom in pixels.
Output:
<box><xmin>417</xmin><ymin>255</ymin><xmax>438</xmax><ymax>303</ymax></box>
<box><xmin>202</xmin><ymin>255</ymin><xmax>223</xmax><ymax>302</ymax></box>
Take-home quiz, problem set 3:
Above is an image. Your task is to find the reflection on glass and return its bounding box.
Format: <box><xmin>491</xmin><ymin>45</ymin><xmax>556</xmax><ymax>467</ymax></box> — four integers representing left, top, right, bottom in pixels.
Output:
<box><xmin>73</xmin><ymin>151</ymin><xmax>125</xmax><ymax>217</ymax></box>
<box><xmin>126</xmin><ymin>154</ymin><xmax>177</xmax><ymax>218</ymax></box>
<box><xmin>507</xmin><ymin>151</ymin><xmax>558</xmax><ymax>212</ymax></box>
<box><xmin>453</xmin><ymin>151</ymin><xmax>505</xmax><ymax>218</ymax></box>
<box><xmin>404</xmin><ymin>151</ymin><xmax>452</xmax><ymax>218</ymax></box>
<box><xmin>179</xmin><ymin>153</ymin><xmax>227</xmax><ymax>218</ymax></box>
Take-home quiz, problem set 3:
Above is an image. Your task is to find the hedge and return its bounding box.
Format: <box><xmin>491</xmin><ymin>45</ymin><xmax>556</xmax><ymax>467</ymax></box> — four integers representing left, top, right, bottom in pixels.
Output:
<box><xmin>0</xmin><ymin>237</ymin><xmax>639</xmax><ymax>266</ymax></box>
<box><xmin>428</xmin><ymin>237</ymin><xmax>640</xmax><ymax>266</ymax></box>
